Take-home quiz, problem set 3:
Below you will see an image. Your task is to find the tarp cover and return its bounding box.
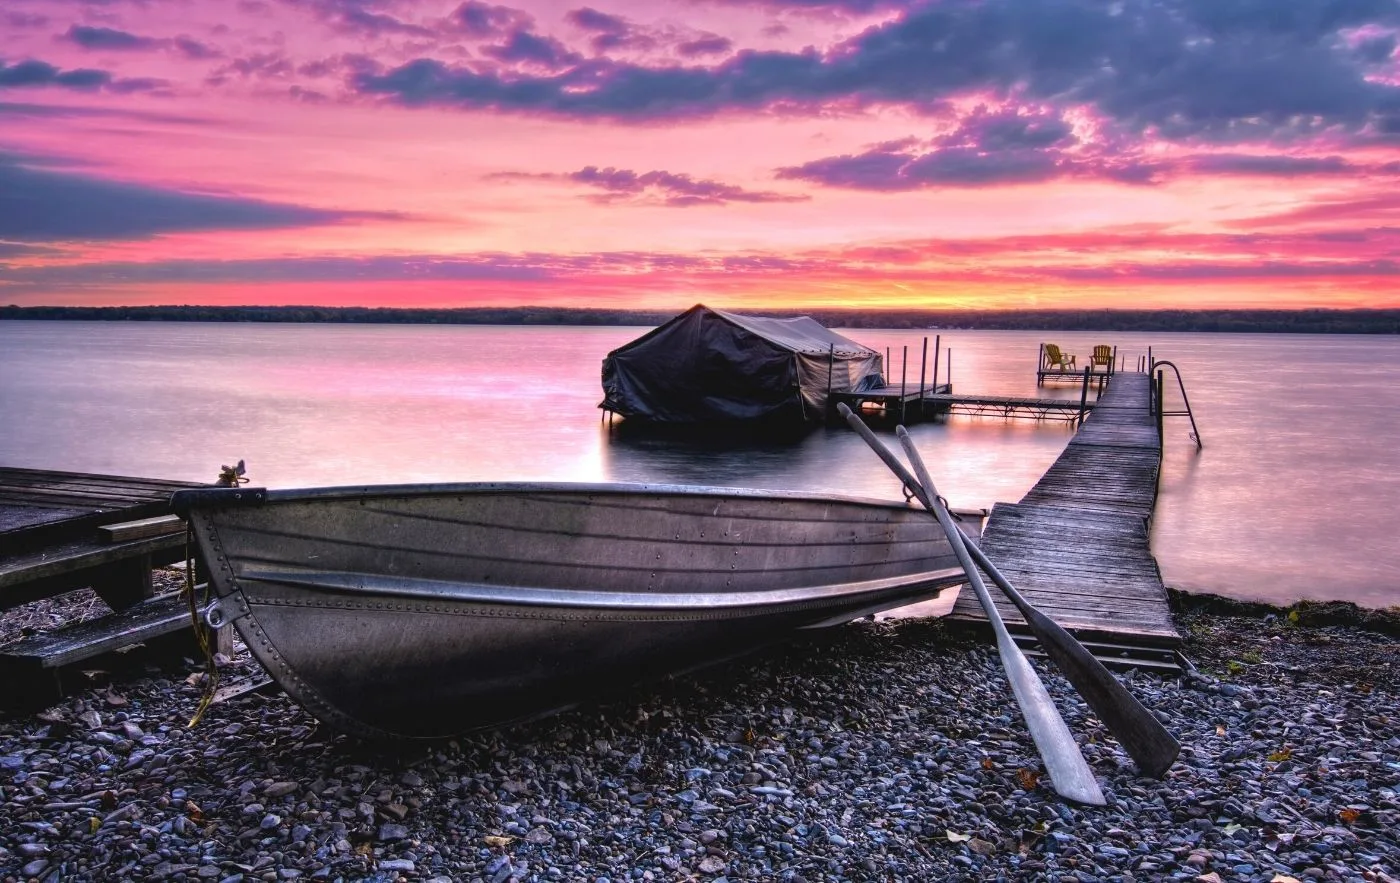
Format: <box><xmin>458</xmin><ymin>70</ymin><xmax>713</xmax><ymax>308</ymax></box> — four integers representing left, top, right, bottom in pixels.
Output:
<box><xmin>600</xmin><ymin>304</ymin><xmax>885</xmax><ymax>423</ymax></box>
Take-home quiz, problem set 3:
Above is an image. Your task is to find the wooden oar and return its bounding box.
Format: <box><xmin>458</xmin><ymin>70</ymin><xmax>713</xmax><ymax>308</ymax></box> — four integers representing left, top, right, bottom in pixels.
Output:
<box><xmin>894</xmin><ymin>427</ymin><xmax>1179</xmax><ymax>779</ymax></box>
<box><xmin>837</xmin><ymin>405</ymin><xmax>1105</xmax><ymax>805</ymax></box>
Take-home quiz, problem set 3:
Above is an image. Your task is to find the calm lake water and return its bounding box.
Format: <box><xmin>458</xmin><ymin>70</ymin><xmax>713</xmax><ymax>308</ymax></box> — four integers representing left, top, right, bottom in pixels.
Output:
<box><xmin>2</xmin><ymin>321</ymin><xmax>1397</xmax><ymax>609</ymax></box>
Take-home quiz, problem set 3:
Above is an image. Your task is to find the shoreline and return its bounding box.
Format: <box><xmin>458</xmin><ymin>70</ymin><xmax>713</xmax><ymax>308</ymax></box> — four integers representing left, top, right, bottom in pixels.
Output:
<box><xmin>2</xmin><ymin>584</ymin><xmax>1396</xmax><ymax>882</ymax></box>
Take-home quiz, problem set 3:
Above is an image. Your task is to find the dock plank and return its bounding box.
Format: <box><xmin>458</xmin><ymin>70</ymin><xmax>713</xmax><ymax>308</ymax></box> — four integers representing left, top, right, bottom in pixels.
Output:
<box><xmin>949</xmin><ymin>372</ymin><xmax>1180</xmax><ymax>646</ymax></box>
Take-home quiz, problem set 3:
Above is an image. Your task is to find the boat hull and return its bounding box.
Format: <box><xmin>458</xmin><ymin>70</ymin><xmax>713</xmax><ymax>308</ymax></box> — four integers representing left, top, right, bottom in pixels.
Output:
<box><xmin>176</xmin><ymin>483</ymin><xmax>963</xmax><ymax>738</ymax></box>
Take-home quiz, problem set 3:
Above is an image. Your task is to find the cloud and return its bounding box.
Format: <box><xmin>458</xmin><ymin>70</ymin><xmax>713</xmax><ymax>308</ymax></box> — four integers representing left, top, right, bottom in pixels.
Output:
<box><xmin>452</xmin><ymin>1</ymin><xmax>533</xmax><ymax>38</ymax></box>
<box><xmin>1183</xmin><ymin>154</ymin><xmax>1355</xmax><ymax>177</ymax></box>
<box><xmin>64</xmin><ymin>25</ymin><xmax>161</xmax><ymax>51</ymax></box>
<box><xmin>777</xmin><ymin>105</ymin><xmax>1161</xmax><ymax>190</ymax></box>
<box><xmin>0</xmin><ymin>101</ymin><xmax>211</xmax><ymax>125</ymax></box>
<box><xmin>349</xmin><ymin>0</ymin><xmax>1400</xmax><ymax>142</ymax></box>
<box><xmin>677</xmin><ymin>36</ymin><xmax>733</xmax><ymax>58</ymax></box>
<box><xmin>0</xmin><ymin>152</ymin><xmax>399</xmax><ymax>242</ymax></box>
<box><xmin>567</xmin><ymin>166</ymin><xmax>809</xmax><ymax>206</ymax></box>
<box><xmin>5</xmin><ymin>11</ymin><xmax>51</xmax><ymax>29</ymax></box>
<box><xmin>0</xmin><ymin>59</ymin><xmax>167</xmax><ymax>94</ymax></box>
<box><xmin>565</xmin><ymin>6</ymin><xmax>657</xmax><ymax>53</ymax></box>
<box><xmin>482</xmin><ymin>30</ymin><xmax>584</xmax><ymax>69</ymax></box>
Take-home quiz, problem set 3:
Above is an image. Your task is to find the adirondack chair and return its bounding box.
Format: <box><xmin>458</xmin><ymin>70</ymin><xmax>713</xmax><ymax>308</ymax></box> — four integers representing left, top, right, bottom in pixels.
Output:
<box><xmin>1090</xmin><ymin>345</ymin><xmax>1113</xmax><ymax>372</ymax></box>
<box><xmin>1043</xmin><ymin>343</ymin><xmax>1075</xmax><ymax>370</ymax></box>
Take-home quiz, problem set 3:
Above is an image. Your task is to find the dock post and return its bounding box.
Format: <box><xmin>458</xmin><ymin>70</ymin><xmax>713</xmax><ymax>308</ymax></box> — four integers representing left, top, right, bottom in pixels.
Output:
<box><xmin>946</xmin><ymin>348</ymin><xmax>952</xmax><ymax>391</ymax></box>
<box><xmin>918</xmin><ymin>337</ymin><xmax>928</xmax><ymax>418</ymax></box>
<box><xmin>1078</xmin><ymin>366</ymin><xmax>1091</xmax><ymax>426</ymax></box>
<box><xmin>932</xmin><ymin>334</ymin><xmax>941</xmax><ymax>392</ymax></box>
<box><xmin>1155</xmin><ymin>370</ymin><xmax>1165</xmax><ymax>440</ymax></box>
<box><xmin>1037</xmin><ymin>343</ymin><xmax>1045</xmax><ymax>385</ymax></box>
<box><xmin>826</xmin><ymin>343</ymin><xmax>835</xmax><ymax>421</ymax></box>
<box><xmin>900</xmin><ymin>345</ymin><xmax>908</xmax><ymax>424</ymax></box>
<box><xmin>1111</xmin><ymin>345</ymin><xmax>1118</xmax><ymax>376</ymax></box>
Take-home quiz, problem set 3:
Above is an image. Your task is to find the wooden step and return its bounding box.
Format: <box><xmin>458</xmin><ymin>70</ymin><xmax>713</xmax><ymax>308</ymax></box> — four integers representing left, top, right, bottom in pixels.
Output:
<box><xmin>0</xmin><ymin>591</ymin><xmax>232</xmax><ymax>707</ymax></box>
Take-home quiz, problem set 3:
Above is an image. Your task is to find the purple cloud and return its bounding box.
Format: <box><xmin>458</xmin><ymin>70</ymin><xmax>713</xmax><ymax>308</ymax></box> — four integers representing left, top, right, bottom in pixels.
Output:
<box><xmin>350</xmin><ymin>0</ymin><xmax>1400</xmax><ymax>144</ymax></box>
<box><xmin>0</xmin><ymin>59</ymin><xmax>166</xmax><ymax>94</ymax></box>
<box><xmin>568</xmin><ymin>165</ymin><xmax>808</xmax><ymax>206</ymax></box>
<box><xmin>0</xmin><ymin>151</ymin><xmax>400</xmax><ymax>242</ymax></box>
<box><xmin>677</xmin><ymin>36</ymin><xmax>733</xmax><ymax>58</ymax></box>
<box><xmin>64</xmin><ymin>25</ymin><xmax>160</xmax><ymax>51</ymax></box>
<box><xmin>483</xmin><ymin>30</ymin><xmax>584</xmax><ymax>69</ymax></box>
<box><xmin>452</xmin><ymin>1</ymin><xmax>532</xmax><ymax>38</ymax></box>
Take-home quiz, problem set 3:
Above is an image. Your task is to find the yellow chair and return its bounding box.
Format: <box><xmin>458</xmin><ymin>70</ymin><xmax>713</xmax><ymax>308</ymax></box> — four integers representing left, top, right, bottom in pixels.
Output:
<box><xmin>1043</xmin><ymin>343</ymin><xmax>1076</xmax><ymax>371</ymax></box>
<box><xmin>1090</xmin><ymin>345</ymin><xmax>1113</xmax><ymax>372</ymax></box>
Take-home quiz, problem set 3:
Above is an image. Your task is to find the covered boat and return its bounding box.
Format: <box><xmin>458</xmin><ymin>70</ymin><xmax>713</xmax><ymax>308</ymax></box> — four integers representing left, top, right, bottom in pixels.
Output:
<box><xmin>172</xmin><ymin>482</ymin><xmax>963</xmax><ymax>739</ymax></box>
<box><xmin>600</xmin><ymin>304</ymin><xmax>885</xmax><ymax>425</ymax></box>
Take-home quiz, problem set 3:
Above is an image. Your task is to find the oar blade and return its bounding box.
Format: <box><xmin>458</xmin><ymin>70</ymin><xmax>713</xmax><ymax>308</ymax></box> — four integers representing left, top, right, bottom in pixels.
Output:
<box><xmin>1000</xmin><ymin>643</ymin><xmax>1106</xmax><ymax>805</ymax></box>
<box><xmin>895</xmin><ymin>426</ymin><xmax>1179</xmax><ymax>778</ymax></box>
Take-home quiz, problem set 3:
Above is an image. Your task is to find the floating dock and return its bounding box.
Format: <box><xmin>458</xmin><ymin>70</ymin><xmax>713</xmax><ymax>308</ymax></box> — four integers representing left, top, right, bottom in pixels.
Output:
<box><xmin>948</xmin><ymin>371</ymin><xmax>1181</xmax><ymax>666</ymax></box>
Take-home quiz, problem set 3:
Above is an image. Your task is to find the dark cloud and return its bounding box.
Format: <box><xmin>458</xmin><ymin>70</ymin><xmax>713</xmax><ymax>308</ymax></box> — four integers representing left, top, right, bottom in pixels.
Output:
<box><xmin>0</xmin><ymin>152</ymin><xmax>398</xmax><ymax>242</ymax></box>
<box><xmin>64</xmin><ymin>24</ymin><xmax>161</xmax><ymax>51</ymax></box>
<box><xmin>172</xmin><ymin>37</ymin><xmax>223</xmax><ymax>60</ymax></box>
<box><xmin>330</xmin><ymin>6</ymin><xmax>433</xmax><ymax>37</ymax></box>
<box><xmin>568</xmin><ymin>165</ymin><xmax>808</xmax><ymax>206</ymax></box>
<box><xmin>452</xmin><ymin>1</ymin><xmax>533</xmax><ymax>38</ymax></box>
<box><xmin>1185</xmin><ymin>154</ymin><xmax>1355</xmax><ymax>177</ymax></box>
<box><xmin>483</xmin><ymin>30</ymin><xmax>584</xmax><ymax>69</ymax></box>
<box><xmin>0</xmin><ymin>59</ymin><xmax>166</xmax><ymax>94</ymax></box>
<box><xmin>677</xmin><ymin>36</ymin><xmax>733</xmax><ymax>58</ymax></box>
<box><xmin>565</xmin><ymin>6</ymin><xmax>656</xmax><ymax>53</ymax></box>
<box><xmin>211</xmin><ymin>52</ymin><xmax>296</xmax><ymax>82</ymax></box>
<box><xmin>350</xmin><ymin>0</ymin><xmax>1400</xmax><ymax>142</ymax></box>
<box><xmin>567</xmin><ymin>7</ymin><xmax>627</xmax><ymax>35</ymax></box>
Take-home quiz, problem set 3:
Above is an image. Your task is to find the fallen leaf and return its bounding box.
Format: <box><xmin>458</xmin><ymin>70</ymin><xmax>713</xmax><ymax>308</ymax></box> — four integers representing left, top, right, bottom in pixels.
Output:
<box><xmin>104</xmin><ymin>689</ymin><xmax>128</xmax><ymax>708</ymax></box>
<box><xmin>1016</xmin><ymin>768</ymin><xmax>1040</xmax><ymax>791</ymax></box>
<box><xmin>1223</xmin><ymin>822</ymin><xmax>1244</xmax><ymax>835</ymax></box>
<box><xmin>185</xmin><ymin>800</ymin><xmax>204</xmax><ymax>823</ymax></box>
<box><xmin>483</xmin><ymin>835</ymin><xmax>515</xmax><ymax>848</ymax></box>
<box><xmin>100</xmin><ymin>790</ymin><xmax>117</xmax><ymax>810</ymax></box>
<box><xmin>980</xmin><ymin>757</ymin><xmax>994</xmax><ymax>771</ymax></box>
<box><xmin>945</xmin><ymin>830</ymin><xmax>971</xmax><ymax>843</ymax></box>
<box><xmin>1216</xmin><ymin>724</ymin><xmax>1227</xmax><ymax>736</ymax></box>
<box><xmin>1338</xmin><ymin>808</ymin><xmax>1361</xmax><ymax>824</ymax></box>
<box><xmin>1267</xmin><ymin>746</ymin><xmax>1293</xmax><ymax>762</ymax></box>
<box><xmin>88</xmin><ymin>817</ymin><xmax>101</xmax><ymax>834</ymax></box>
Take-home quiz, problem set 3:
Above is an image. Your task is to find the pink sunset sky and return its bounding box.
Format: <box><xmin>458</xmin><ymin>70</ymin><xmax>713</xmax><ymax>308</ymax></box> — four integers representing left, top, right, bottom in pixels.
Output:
<box><xmin>3</xmin><ymin>0</ymin><xmax>1400</xmax><ymax>311</ymax></box>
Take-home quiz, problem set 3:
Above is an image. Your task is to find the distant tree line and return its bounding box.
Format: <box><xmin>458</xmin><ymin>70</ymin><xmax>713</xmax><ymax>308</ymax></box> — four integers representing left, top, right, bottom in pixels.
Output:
<box><xmin>3</xmin><ymin>304</ymin><xmax>1399</xmax><ymax>333</ymax></box>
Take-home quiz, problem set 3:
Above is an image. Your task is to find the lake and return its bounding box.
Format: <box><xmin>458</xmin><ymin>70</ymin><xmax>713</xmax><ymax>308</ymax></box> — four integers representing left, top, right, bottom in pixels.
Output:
<box><xmin>2</xmin><ymin>321</ymin><xmax>1396</xmax><ymax>609</ymax></box>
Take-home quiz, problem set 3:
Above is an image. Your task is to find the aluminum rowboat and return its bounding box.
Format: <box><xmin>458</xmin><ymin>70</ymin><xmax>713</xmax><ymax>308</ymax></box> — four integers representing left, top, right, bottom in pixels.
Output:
<box><xmin>171</xmin><ymin>482</ymin><xmax>963</xmax><ymax>739</ymax></box>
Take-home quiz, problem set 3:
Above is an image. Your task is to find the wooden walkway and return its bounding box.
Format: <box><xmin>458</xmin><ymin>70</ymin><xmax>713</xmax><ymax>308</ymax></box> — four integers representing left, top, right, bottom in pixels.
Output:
<box><xmin>828</xmin><ymin>383</ymin><xmax>951</xmax><ymax>424</ymax></box>
<box><xmin>922</xmin><ymin>393</ymin><xmax>1094</xmax><ymax>423</ymax></box>
<box><xmin>949</xmin><ymin>372</ymin><xmax>1180</xmax><ymax>647</ymax></box>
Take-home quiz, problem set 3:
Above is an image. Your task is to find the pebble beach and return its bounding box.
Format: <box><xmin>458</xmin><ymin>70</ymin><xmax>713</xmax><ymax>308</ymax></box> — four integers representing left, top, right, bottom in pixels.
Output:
<box><xmin>1</xmin><ymin>589</ymin><xmax>1396</xmax><ymax>883</ymax></box>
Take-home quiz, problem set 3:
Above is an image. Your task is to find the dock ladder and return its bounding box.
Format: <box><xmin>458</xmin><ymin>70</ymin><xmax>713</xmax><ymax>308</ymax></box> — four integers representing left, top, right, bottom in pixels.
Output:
<box><xmin>1148</xmin><ymin>359</ymin><xmax>1202</xmax><ymax>450</ymax></box>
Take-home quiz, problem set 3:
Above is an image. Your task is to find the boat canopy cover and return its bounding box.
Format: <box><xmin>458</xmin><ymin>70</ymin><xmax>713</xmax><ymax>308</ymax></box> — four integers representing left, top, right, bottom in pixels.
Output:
<box><xmin>600</xmin><ymin>304</ymin><xmax>885</xmax><ymax>423</ymax></box>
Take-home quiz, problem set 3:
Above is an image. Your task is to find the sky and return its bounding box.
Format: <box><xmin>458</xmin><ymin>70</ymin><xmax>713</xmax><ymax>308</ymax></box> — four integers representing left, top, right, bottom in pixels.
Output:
<box><xmin>3</xmin><ymin>0</ymin><xmax>1400</xmax><ymax>312</ymax></box>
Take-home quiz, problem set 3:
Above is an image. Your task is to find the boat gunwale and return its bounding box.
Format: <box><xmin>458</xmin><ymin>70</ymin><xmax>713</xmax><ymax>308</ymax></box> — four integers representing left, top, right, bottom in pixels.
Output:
<box><xmin>234</xmin><ymin>565</ymin><xmax>967</xmax><ymax>612</ymax></box>
<box><xmin>175</xmin><ymin>481</ymin><xmax>929</xmax><ymax>513</ymax></box>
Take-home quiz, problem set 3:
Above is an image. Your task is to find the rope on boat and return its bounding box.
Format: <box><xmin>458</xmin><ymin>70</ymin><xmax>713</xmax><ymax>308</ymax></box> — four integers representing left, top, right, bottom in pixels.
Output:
<box><xmin>183</xmin><ymin>523</ymin><xmax>219</xmax><ymax>728</ymax></box>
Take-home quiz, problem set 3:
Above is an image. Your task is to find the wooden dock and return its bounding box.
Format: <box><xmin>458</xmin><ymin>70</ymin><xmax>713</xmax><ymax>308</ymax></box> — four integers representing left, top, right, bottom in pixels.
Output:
<box><xmin>922</xmin><ymin>393</ymin><xmax>1094</xmax><ymax>423</ymax></box>
<box><xmin>828</xmin><ymin>382</ymin><xmax>952</xmax><ymax>424</ymax></box>
<box><xmin>948</xmin><ymin>371</ymin><xmax>1181</xmax><ymax>659</ymax></box>
<box><xmin>0</xmin><ymin>468</ymin><xmax>226</xmax><ymax>706</ymax></box>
